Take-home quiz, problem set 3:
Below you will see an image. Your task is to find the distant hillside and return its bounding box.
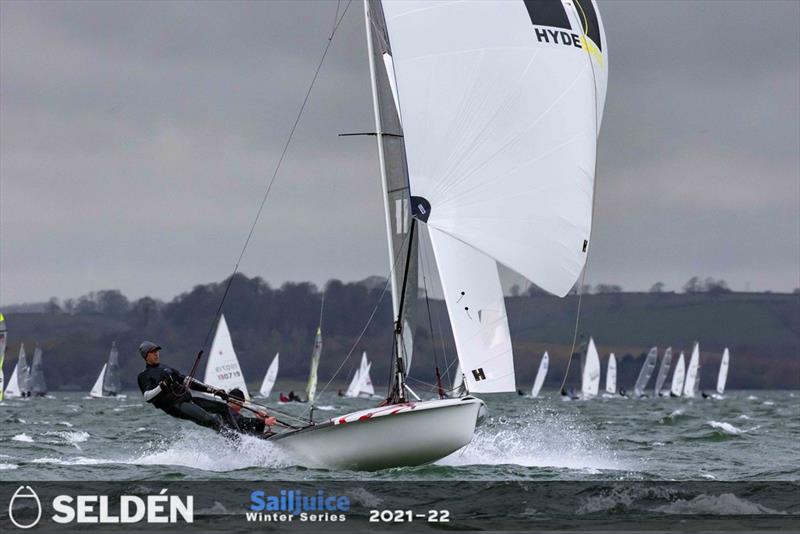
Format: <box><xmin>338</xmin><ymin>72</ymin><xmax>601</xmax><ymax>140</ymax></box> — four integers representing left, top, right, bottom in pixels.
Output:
<box><xmin>1</xmin><ymin>275</ymin><xmax>797</xmax><ymax>393</ymax></box>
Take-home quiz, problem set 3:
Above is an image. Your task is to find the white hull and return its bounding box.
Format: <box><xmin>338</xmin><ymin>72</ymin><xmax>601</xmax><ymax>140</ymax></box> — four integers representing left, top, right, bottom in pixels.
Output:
<box><xmin>272</xmin><ymin>396</ymin><xmax>485</xmax><ymax>470</ymax></box>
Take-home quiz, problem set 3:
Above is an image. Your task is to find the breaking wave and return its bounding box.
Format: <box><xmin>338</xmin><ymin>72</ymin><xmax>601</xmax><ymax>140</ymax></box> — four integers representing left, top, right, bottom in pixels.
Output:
<box><xmin>0</xmin><ymin>463</ymin><xmax>19</xmax><ymax>470</ymax></box>
<box><xmin>12</xmin><ymin>433</ymin><xmax>34</xmax><ymax>443</ymax></box>
<box><xmin>438</xmin><ymin>407</ymin><xmax>625</xmax><ymax>472</ymax></box>
<box><xmin>708</xmin><ymin>421</ymin><xmax>744</xmax><ymax>435</ymax></box>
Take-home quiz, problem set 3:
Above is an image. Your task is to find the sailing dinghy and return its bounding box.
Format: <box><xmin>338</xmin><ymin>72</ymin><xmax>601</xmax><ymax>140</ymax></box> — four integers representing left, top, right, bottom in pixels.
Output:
<box><xmin>633</xmin><ymin>347</ymin><xmax>658</xmax><ymax>398</ymax></box>
<box><xmin>581</xmin><ymin>339</ymin><xmax>601</xmax><ymax>399</ymax></box>
<box><xmin>257</xmin><ymin>353</ymin><xmax>279</xmax><ymax>398</ymax></box>
<box><xmin>345</xmin><ymin>352</ymin><xmax>378</xmax><ymax>399</ymax></box>
<box><xmin>654</xmin><ymin>346</ymin><xmax>672</xmax><ymax>397</ymax></box>
<box><xmin>90</xmin><ymin>341</ymin><xmax>125</xmax><ymax>398</ymax></box>
<box><xmin>4</xmin><ymin>343</ymin><xmax>29</xmax><ymax>398</ymax></box>
<box><xmin>530</xmin><ymin>352</ymin><xmax>549</xmax><ymax>398</ymax></box>
<box><xmin>601</xmin><ymin>352</ymin><xmax>617</xmax><ymax>398</ymax></box>
<box><xmin>203</xmin><ymin>314</ymin><xmax>250</xmax><ymax>400</ymax></box>
<box><xmin>683</xmin><ymin>343</ymin><xmax>700</xmax><ymax>398</ymax></box>
<box><xmin>30</xmin><ymin>345</ymin><xmax>47</xmax><ymax>397</ymax></box>
<box><xmin>224</xmin><ymin>0</ymin><xmax>609</xmax><ymax>470</ymax></box>
<box><xmin>712</xmin><ymin>348</ymin><xmax>729</xmax><ymax>399</ymax></box>
<box><xmin>670</xmin><ymin>351</ymin><xmax>686</xmax><ymax>397</ymax></box>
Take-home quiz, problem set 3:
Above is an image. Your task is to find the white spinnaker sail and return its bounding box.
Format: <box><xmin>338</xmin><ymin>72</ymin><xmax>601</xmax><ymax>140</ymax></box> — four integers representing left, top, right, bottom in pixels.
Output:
<box><xmin>581</xmin><ymin>338</ymin><xmax>601</xmax><ymax>398</ymax></box>
<box><xmin>429</xmin><ymin>228</ymin><xmax>514</xmax><ymax>393</ymax></box>
<box><xmin>716</xmin><ymin>348</ymin><xmax>729</xmax><ymax>395</ymax></box>
<box><xmin>90</xmin><ymin>364</ymin><xmax>107</xmax><ymax>398</ymax></box>
<box><xmin>382</xmin><ymin>0</ymin><xmax>608</xmax><ymax>298</ymax></box>
<box><xmin>203</xmin><ymin>314</ymin><xmax>249</xmax><ymax>400</ymax></box>
<box><xmin>531</xmin><ymin>352</ymin><xmax>549</xmax><ymax>397</ymax></box>
<box><xmin>633</xmin><ymin>347</ymin><xmax>658</xmax><ymax>397</ymax></box>
<box><xmin>671</xmin><ymin>352</ymin><xmax>686</xmax><ymax>397</ymax></box>
<box><xmin>4</xmin><ymin>362</ymin><xmax>20</xmax><ymax>398</ymax></box>
<box><xmin>605</xmin><ymin>353</ymin><xmax>617</xmax><ymax>394</ymax></box>
<box><xmin>306</xmin><ymin>327</ymin><xmax>322</xmax><ymax>404</ymax></box>
<box><xmin>684</xmin><ymin>343</ymin><xmax>700</xmax><ymax>398</ymax></box>
<box><xmin>259</xmin><ymin>353</ymin><xmax>280</xmax><ymax>398</ymax></box>
<box><xmin>654</xmin><ymin>347</ymin><xmax>673</xmax><ymax>396</ymax></box>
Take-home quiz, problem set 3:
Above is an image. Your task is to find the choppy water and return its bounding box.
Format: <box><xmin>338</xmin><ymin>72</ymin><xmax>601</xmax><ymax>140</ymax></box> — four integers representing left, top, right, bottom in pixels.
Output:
<box><xmin>1</xmin><ymin>391</ymin><xmax>797</xmax><ymax>481</ymax></box>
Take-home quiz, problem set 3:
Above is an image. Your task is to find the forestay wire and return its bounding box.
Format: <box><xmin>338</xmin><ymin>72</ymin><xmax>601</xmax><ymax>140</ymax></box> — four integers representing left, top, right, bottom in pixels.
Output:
<box><xmin>197</xmin><ymin>1</ymin><xmax>354</xmax><ymax>355</ymax></box>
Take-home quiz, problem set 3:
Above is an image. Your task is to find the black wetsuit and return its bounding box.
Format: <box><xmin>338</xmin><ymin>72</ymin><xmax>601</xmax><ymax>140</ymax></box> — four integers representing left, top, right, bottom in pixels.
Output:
<box><xmin>137</xmin><ymin>363</ymin><xmax>235</xmax><ymax>432</ymax></box>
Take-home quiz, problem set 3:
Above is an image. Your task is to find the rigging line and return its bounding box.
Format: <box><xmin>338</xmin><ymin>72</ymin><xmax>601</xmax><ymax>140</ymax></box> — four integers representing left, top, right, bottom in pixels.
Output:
<box><xmin>196</xmin><ymin>0</ymin><xmax>354</xmax><ymax>354</ymax></box>
<box><xmin>298</xmin><ymin>224</ymin><xmax>413</xmax><ymax>419</ymax></box>
<box><xmin>559</xmin><ymin>1</ymin><xmax>601</xmax><ymax>395</ymax></box>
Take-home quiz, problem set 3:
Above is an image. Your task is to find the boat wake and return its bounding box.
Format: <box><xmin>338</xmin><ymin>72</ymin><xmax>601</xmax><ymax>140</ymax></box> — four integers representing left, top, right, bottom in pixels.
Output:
<box><xmin>438</xmin><ymin>408</ymin><xmax>625</xmax><ymax>473</ymax></box>
<box><xmin>653</xmin><ymin>493</ymin><xmax>786</xmax><ymax>515</ymax></box>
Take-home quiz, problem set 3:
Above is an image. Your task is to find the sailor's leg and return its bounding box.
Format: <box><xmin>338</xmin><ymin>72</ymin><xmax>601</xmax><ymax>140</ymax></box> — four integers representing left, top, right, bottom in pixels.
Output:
<box><xmin>173</xmin><ymin>401</ymin><xmax>225</xmax><ymax>431</ymax></box>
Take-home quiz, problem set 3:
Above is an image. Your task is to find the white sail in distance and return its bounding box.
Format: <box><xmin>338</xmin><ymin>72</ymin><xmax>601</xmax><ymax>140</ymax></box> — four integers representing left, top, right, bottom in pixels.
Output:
<box><xmin>530</xmin><ymin>352</ymin><xmax>549</xmax><ymax>397</ymax></box>
<box><xmin>684</xmin><ymin>343</ymin><xmax>700</xmax><ymax>398</ymax></box>
<box><xmin>103</xmin><ymin>341</ymin><xmax>122</xmax><ymax>395</ymax></box>
<box><xmin>633</xmin><ymin>347</ymin><xmax>658</xmax><ymax>397</ymax></box>
<box><xmin>90</xmin><ymin>364</ymin><xmax>107</xmax><ymax>398</ymax></box>
<box><xmin>382</xmin><ymin>0</ymin><xmax>608</xmax><ymax>298</ymax></box>
<box><xmin>716</xmin><ymin>348</ymin><xmax>730</xmax><ymax>395</ymax></box>
<box><xmin>203</xmin><ymin>314</ymin><xmax>249</xmax><ymax>399</ymax></box>
<box><xmin>345</xmin><ymin>352</ymin><xmax>368</xmax><ymax>398</ymax></box>
<box><xmin>259</xmin><ymin>353</ymin><xmax>279</xmax><ymax>398</ymax></box>
<box><xmin>670</xmin><ymin>352</ymin><xmax>686</xmax><ymax>397</ymax></box>
<box><xmin>359</xmin><ymin>353</ymin><xmax>376</xmax><ymax>397</ymax></box>
<box><xmin>30</xmin><ymin>346</ymin><xmax>47</xmax><ymax>396</ymax></box>
<box><xmin>306</xmin><ymin>327</ymin><xmax>322</xmax><ymax>404</ymax></box>
<box><xmin>581</xmin><ymin>338</ymin><xmax>601</xmax><ymax>398</ymax></box>
<box><xmin>605</xmin><ymin>353</ymin><xmax>617</xmax><ymax>394</ymax></box>
<box><xmin>654</xmin><ymin>347</ymin><xmax>672</xmax><ymax>396</ymax></box>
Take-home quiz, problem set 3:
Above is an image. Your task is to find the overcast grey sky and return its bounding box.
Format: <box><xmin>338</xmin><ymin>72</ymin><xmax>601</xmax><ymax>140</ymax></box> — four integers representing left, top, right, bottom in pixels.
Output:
<box><xmin>1</xmin><ymin>0</ymin><xmax>798</xmax><ymax>305</ymax></box>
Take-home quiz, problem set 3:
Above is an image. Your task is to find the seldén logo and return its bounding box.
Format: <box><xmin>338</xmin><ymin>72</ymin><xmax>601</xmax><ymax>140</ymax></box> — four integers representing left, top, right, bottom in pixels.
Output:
<box><xmin>8</xmin><ymin>486</ymin><xmax>43</xmax><ymax>529</ymax></box>
<box><xmin>7</xmin><ymin>486</ymin><xmax>193</xmax><ymax>528</ymax></box>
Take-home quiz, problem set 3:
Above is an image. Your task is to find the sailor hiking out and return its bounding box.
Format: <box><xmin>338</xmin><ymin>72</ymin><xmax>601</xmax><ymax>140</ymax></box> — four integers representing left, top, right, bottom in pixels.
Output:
<box><xmin>136</xmin><ymin>341</ymin><xmax>240</xmax><ymax>433</ymax></box>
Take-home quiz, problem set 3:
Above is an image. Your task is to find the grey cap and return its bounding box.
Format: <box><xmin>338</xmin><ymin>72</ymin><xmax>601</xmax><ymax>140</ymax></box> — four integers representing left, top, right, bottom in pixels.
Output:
<box><xmin>139</xmin><ymin>341</ymin><xmax>162</xmax><ymax>359</ymax></box>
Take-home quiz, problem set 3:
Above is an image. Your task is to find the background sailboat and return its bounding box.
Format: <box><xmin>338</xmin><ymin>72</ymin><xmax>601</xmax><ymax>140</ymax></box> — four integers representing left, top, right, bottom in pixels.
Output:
<box><xmin>602</xmin><ymin>353</ymin><xmax>617</xmax><ymax>397</ymax></box>
<box><xmin>713</xmin><ymin>348</ymin><xmax>730</xmax><ymax>399</ymax></box>
<box><xmin>306</xmin><ymin>327</ymin><xmax>322</xmax><ymax>405</ymax></box>
<box><xmin>30</xmin><ymin>345</ymin><xmax>47</xmax><ymax>397</ymax></box>
<box><xmin>683</xmin><ymin>343</ymin><xmax>700</xmax><ymax>398</ymax></box>
<box><xmin>581</xmin><ymin>339</ymin><xmax>601</xmax><ymax>399</ymax></box>
<box><xmin>4</xmin><ymin>344</ymin><xmax>27</xmax><ymax>398</ymax></box>
<box><xmin>203</xmin><ymin>314</ymin><xmax>249</xmax><ymax>400</ymax></box>
<box><xmin>345</xmin><ymin>352</ymin><xmax>377</xmax><ymax>399</ymax></box>
<box><xmin>654</xmin><ymin>347</ymin><xmax>672</xmax><ymax>397</ymax></box>
<box><xmin>90</xmin><ymin>341</ymin><xmax>124</xmax><ymax>398</ymax></box>
<box><xmin>633</xmin><ymin>347</ymin><xmax>658</xmax><ymax>398</ymax></box>
<box><xmin>670</xmin><ymin>351</ymin><xmax>686</xmax><ymax>397</ymax></box>
<box><xmin>530</xmin><ymin>352</ymin><xmax>549</xmax><ymax>398</ymax></box>
<box><xmin>258</xmin><ymin>353</ymin><xmax>279</xmax><ymax>398</ymax></box>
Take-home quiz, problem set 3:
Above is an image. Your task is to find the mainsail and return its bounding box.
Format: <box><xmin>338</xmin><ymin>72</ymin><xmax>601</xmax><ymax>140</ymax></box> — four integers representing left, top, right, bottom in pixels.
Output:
<box><xmin>581</xmin><ymin>338</ymin><xmax>601</xmax><ymax>398</ymax></box>
<box><xmin>306</xmin><ymin>327</ymin><xmax>322</xmax><ymax>404</ymax></box>
<box><xmin>605</xmin><ymin>353</ymin><xmax>617</xmax><ymax>394</ymax></box>
<box><xmin>18</xmin><ymin>344</ymin><xmax>31</xmax><ymax>396</ymax></box>
<box><xmin>30</xmin><ymin>345</ymin><xmax>47</xmax><ymax>396</ymax></box>
<box><xmin>633</xmin><ymin>347</ymin><xmax>658</xmax><ymax>397</ymax></box>
<box><xmin>0</xmin><ymin>313</ymin><xmax>6</xmax><ymax>401</ymax></box>
<box><xmin>365</xmin><ymin>0</ymin><xmax>417</xmax><ymax>377</ymax></box>
<box><xmin>670</xmin><ymin>352</ymin><xmax>686</xmax><ymax>397</ymax></box>
<box><xmin>654</xmin><ymin>346</ymin><xmax>673</xmax><ymax>396</ymax></box>
<box><xmin>378</xmin><ymin>0</ymin><xmax>608</xmax><ymax>393</ymax></box>
<box><xmin>103</xmin><ymin>341</ymin><xmax>122</xmax><ymax>395</ymax></box>
<box><xmin>4</xmin><ymin>361</ymin><xmax>20</xmax><ymax>398</ymax></box>
<box><xmin>203</xmin><ymin>314</ymin><xmax>249</xmax><ymax>399</ymax></box>
<box><xmin>716</xmin><ymin>348</ymin><xmax>730</xmax><ymax>395</ymax></box>
<box><xmin>259</xmin><ymin>353</ymin><xmax>280</xmax><ymax>398</ymax></box>
<box><xmin>530</xmin><ymin>352</ymin><xmax>549</xmax><ymax>397</ymax></box>
<box><xmin>89</xmin><ymin>364</ymin><xmax>107</xmax><ymax>398</ymax></box>
<box><xmin>683</xmin><ymin>343</ymin><xmax>700</xmax><ymax>398</ymax></box>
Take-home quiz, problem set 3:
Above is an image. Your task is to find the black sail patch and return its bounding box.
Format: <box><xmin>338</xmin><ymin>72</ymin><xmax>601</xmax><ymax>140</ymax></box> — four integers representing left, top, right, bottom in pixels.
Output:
<box><xmin>523</xmin><ymin>0</ymin><xmax>571</xmax><ymax>30</ymax></box>
<box><xmin>410</xmin><ymin>196</ymin><xmax>431</xmax><ymax>222</ymax></box>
